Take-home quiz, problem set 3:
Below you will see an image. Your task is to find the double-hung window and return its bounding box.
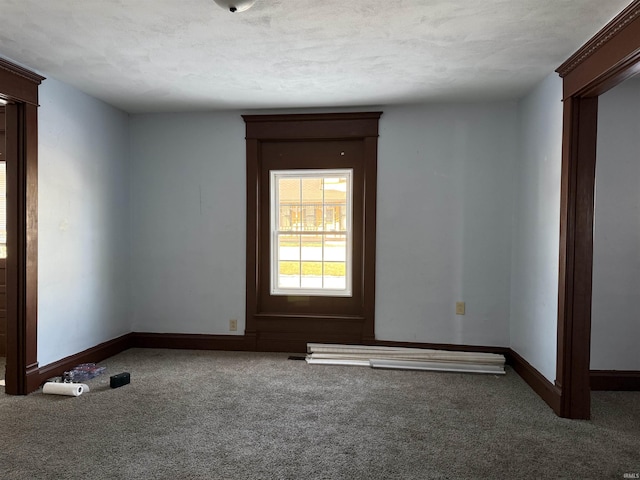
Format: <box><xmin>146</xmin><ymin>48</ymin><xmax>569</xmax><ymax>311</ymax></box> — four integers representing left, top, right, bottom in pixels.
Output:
<box><xmin>270</xmin><ymin>169</ymin><xmax>352</xmax><ymax>296</ymax></box>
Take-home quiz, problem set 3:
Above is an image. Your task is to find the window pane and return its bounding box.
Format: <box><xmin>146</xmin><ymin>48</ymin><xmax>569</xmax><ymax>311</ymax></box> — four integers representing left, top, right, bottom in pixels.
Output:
<box><xmin>322</xmin><ymin>176</ymin><xmax>347</xmax><ymax>231</ymax></box>
<box><xmin>301</xmin><ymin>177</ymin><xmax>322</xmax><ymax>230</ymax></box>
<box><xmin>301</xmin><ymin>234</ymin><xmax>321</xmax><ymax>261</ymax></box>
<box><xmin>323</xmin><ymin>262</ymin><xmax>346</xmax><ymax>290</ymax></box>
<box><xmin>324</xmin><ymin>204</ymin><xmax>347</xmax><ymax>231</ymax></box>
<box><xmin>271</xmin><ymin>169</ymin><xmax>352</xmax><ymax>296</ymax></box>
<box><xmin>300</xmin><ymin>261</ymin><xmax>323</xmax><ymax>288</ymax></box>
<box><xmin>278</xmin><ymin>234</ymin><xmax>300</xmax><ymax>261</ymax></box>
<box><xmin>278</xmin><ymin>261</ymin><xmax>300</xmax><ymax>289</ymax></box>
<box><xmin>278</xmin><ymin>178</ymin><xmax>300</xmax><ymax>231</ymax></box>
<box><xmin>324</xmin><ymin>234</ymin><xmax>347</xmax><ymax>262</ymax></box>
<box><xmin>278</xmin><ymin>206</ymin><xmax>292</xmax><ymax>231</ymax></box>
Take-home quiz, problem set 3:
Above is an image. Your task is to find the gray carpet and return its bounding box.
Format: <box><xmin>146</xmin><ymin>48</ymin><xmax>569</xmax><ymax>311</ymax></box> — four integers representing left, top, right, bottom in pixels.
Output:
<box><xmin>0</xmin><ymin>348</ymin><xmax>638</xmax><ymax>479</ymax></box>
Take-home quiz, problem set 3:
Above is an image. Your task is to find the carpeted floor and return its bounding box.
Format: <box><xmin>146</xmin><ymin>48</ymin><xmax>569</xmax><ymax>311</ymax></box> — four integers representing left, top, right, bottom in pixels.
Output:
<box><xmin>0</xmin><ymin>348</ymin><xmax>638</xmax><ymax>479</ymax></box>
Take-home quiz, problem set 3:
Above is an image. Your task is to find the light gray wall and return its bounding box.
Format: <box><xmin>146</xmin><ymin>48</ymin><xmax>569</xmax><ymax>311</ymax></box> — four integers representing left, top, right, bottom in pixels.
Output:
<box><xmin>376</xmin><ymin>104</ymin><xmax>517</xmax><ymax>346</ymax></box>
<box><xmin>130</xmin><ymin>104</ymin><xmax>517</xmax><ymax>347</ymax></box>
<box><xmin>129</xmin><ymin>113</ymin><xmax>246</xmax><ymax>334</ymax></box>
<box><xmin>591</xmin><ymin>79</ymin><xmax>640</xmax><ymax>370</ymax></box>
<box><xmin>510</xmin><ymin>73</ymin><xmax>563</xmax><ymax>382</ymax></box>
<box><xmin>38</xmin><ymin>77</ymin><xmax>131</xmax><ymax>366</ymax></box>
<box><xmin>34</xmin><ymin>74</ymin><xmax>568</xmax><ymax>370</ymax></box>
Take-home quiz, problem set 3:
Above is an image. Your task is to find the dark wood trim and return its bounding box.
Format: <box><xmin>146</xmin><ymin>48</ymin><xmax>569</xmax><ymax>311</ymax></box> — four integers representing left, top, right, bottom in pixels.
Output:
<box><xmin>253</xmin><ymin>314</ymin><xmax>366</xmax><ymax>352</ymax></box>
<box><xmin>121</xmin><ymin>332</ymin><xmax>512</xmax><ymax>361</ymax></box>
<box><xmin>37</xmin><ymin>334</ymin><xmax>134</xmax><ymax>385</ymax></box>
<box><xmin>131</xmin><ymin>332</ymin><xmax>253</xmax><ymax>351</ymax></box>
<box><xmin>554</xmin><ymin>0</ymin><xmax>640</xmax><ymax>419</ymax></box>
<box><xmin>557</xmin><ymin>2</ymin><xmax>640</xmax><ymax>98</ymax></box>
<box><xmin>243</xmin><ymin>112</ymin><xmax>381</xmax><ymax>140</ymax></box>
<box><xmin>0</xmin><ymin>58</ymin><xmax>44</xmax><ymax>106</ymax></box>
<box><xmin>509</xmin><ymin>349</ymin><xmax>562</xmax><ymax>415</ymax></box>
<box><xmin>361</xmin><ymin>136</ymin><xmax>378</xmax><ymax>344</ymax></box>
<box><xmin>0</xmin><ymin>58</ymin><xmax>43</xmax><ymax>395</ymax></box>
<box><xmin>245</xmin><ymin>137</ymin><xmax>260</xmax><ymax>352</ymax></box>
<box><xmin>243</xmin><ymin>112</ymin><xmax>383</xmax><ymax>124</ymax></box>
<box><xmin>132</xmin><ymin>333</ymin><xmax>512</xmax><ymax>360</ymax></box>
<box><xmin>24</xmin><ymin>103</ymin><xmax>39</xmax><ymax>393</ymax></box>
<box><xmin>243</xmin><ymin>112</ymin><xmax>381</xmax><ymax>352</ymax></box>
<box><xmin>590</xmin><ymin>370</ymin><xmax>640</xmax><ymax>391</ymax></box>
<box><xmin>6</xmin><ymin>102</ymin><xmax>41</xmax><ymax>394</ymax></box>
<box><xmin>556</xmin><ymin>96</ymin><xmax>598</xmax><ymax>420</ymax></box>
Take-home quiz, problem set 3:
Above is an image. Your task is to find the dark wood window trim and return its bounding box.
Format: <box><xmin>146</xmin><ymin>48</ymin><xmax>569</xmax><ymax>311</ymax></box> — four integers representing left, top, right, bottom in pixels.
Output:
<box><xmin>0</xmin><ymin>57</ymin><xmax>44</xmax><ymax>394</ymax></box>
<box><xmin>555</xmin><ymin>0</ymin><xmax>640</xmax><ymax>419</ymax></box>
<box><xmin>243</xmin><ymin>112</ymin><xmax>381</xmax><ymax>352</ymax></box>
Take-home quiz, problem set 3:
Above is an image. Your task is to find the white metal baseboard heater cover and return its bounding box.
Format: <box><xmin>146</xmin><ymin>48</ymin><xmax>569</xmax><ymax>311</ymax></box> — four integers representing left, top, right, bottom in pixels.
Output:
<box><xmin>369</xmin><ymin>359</ymin><xmax>505</xmax><ymax>375</ymax></box>
<box><xmin>305</xmin><ymin>358</ymin><xmax>371</xmax><ymax>367</ymax></box>
<box><xmin>305</xmin><ymin>343</ymin><xmax>506</xmax><ymax>375</ymax></box>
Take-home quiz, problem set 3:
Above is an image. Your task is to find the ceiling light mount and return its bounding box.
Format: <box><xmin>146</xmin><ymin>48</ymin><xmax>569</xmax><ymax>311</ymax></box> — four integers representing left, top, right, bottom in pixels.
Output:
<box><xmin>213</xmin><ymin>0</ymin><xmax>257</xmax><ymax>13</ymax></box>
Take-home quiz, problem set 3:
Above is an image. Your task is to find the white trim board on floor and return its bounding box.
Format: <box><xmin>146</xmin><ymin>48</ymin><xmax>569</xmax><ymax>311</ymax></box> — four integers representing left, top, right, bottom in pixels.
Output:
<box><xmin>369</xmin><ymin>359</ymin><xmax>506</xmax><ymax>375</ymax></box>
<box><xmin>305</xmin><ymin>343</ymin><xmax>506</xmax><ymax>375</ymax></box>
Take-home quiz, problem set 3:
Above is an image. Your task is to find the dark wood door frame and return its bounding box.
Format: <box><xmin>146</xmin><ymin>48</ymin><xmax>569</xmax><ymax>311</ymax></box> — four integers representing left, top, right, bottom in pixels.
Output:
<box><xmin>555</xmin><ymin>0</ymin><xmax>640</xmax><ymax>419</ymax></box>
<box><xmin>0</xmin><ymin>57</ymin><xmax>44</xmax><ymax>394</ymax></box>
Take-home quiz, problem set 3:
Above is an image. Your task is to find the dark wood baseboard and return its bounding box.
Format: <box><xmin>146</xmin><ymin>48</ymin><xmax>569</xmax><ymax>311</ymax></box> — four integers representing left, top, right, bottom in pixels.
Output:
<box><xmin>590</xmin><ymin>370</ymin><xmax>640</xmax><ymax>391</ymax></box>
<box><xmin>131</xmin><ymin>332</ymin><xmax>253</xmax><ymax>351</ymax></box>
<box><xmin>34</xmin><ymin>332</ymin><xmax>513</xmax><ymax>369</ymax></box>
<box><xmin>37</xmin><ymin>333</ymin><xmax>134</xmax><ymax>386</ymax></box>
<box><xmin>508</xmin><ymin>349</ymin><xmax>561</xmax><ymax>415</ymax></box>
<box><xmin>26</xmin><ymin>362</ymin><xmax>41</xmax><ymax>393</ymax></box>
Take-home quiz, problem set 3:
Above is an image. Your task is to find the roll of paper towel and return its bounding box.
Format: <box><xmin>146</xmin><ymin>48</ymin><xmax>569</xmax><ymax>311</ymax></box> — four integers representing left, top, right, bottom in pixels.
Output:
<box><xmin>42</xmin><ymin>382</ymin><xmax>90</xmax><ymax>397</ymax></box>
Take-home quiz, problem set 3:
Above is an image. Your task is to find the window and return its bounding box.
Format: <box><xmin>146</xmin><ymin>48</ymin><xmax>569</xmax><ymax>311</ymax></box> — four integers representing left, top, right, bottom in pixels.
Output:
<box><xmin>270</xmin><ymin>169</ymin><xmax>352</xmax><ymax>296</ymax></box>
<box><xmin>244</xmin><ymin>112</ymin><xmax>381</xmax><ymax>351</ymax></box>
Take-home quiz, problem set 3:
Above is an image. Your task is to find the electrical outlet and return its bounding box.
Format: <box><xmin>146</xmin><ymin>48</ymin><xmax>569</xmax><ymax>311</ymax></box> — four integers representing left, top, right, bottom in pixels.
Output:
<box><xmin>455</xmin><ymin>302</ymin><xmax>465</xmax><ymax>315</ymax></box>
<box><xmin>229</xmin><ymin>319</ymin><xmax>238</xmax><ymax>331</ymax></box>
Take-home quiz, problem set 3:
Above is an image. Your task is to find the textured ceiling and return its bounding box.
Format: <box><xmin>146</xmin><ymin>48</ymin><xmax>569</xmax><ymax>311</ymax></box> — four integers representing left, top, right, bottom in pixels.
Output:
<box><xmin>0</xmin><ymin>0</ymin><xmax>632</xmax><ymax>113</ymax></box>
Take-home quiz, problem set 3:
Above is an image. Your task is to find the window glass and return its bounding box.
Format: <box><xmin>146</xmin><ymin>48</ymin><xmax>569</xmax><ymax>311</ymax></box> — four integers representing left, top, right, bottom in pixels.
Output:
<box><xmin>270</xmin><ymin>169</ymin><xmax>352</xmax><ymax>296</ymax></box>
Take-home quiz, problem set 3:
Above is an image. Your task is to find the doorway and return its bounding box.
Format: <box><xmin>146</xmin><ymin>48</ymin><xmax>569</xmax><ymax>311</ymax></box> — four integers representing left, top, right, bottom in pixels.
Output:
<box><xmin>555</xmin><ymin>0</ymin><xmax>640</xmax><ymax>419</ymax></box>
<box><xmin>0</xmin><ymin>57</ymin><xmax>43</xmax><ymax>394</ymax></box>
<box><xmin>0</xmin><ymin>105</ymin><xmax>5</xmax><ymax>386</ymax></box>
<box><xmin>590</xmin><ymin>76</ymin><xmax>640</xmax><ymax>385</ymax></box>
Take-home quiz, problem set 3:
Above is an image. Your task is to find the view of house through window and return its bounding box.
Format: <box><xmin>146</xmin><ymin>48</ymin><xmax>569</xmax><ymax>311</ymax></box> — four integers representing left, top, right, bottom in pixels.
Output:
<box><xmin>270</xmin><ymin>169</ymin><xmax>352</xmax><ymax>296</ymax></box>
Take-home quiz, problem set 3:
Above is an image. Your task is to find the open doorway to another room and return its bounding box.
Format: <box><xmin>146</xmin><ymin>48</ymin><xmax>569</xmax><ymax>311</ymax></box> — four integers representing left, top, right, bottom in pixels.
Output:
<box><xmin>0</xmin><ymin>57</ymin><xmax>43</xmax><ymax>395</ymax></box>
<box><xmin>554</xmin><ymin>0</ymin><xmax>640</xmax><ymax>419</ymax></box>
<box><xmin>0</xmin><ymin>104</ymin><xmax>5</xmax><ymax>389</ymax></box>
<box><xmin>590</xmin><ymin>74</ymin><xmax>640</xmax><ymax>393</ymax></box>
